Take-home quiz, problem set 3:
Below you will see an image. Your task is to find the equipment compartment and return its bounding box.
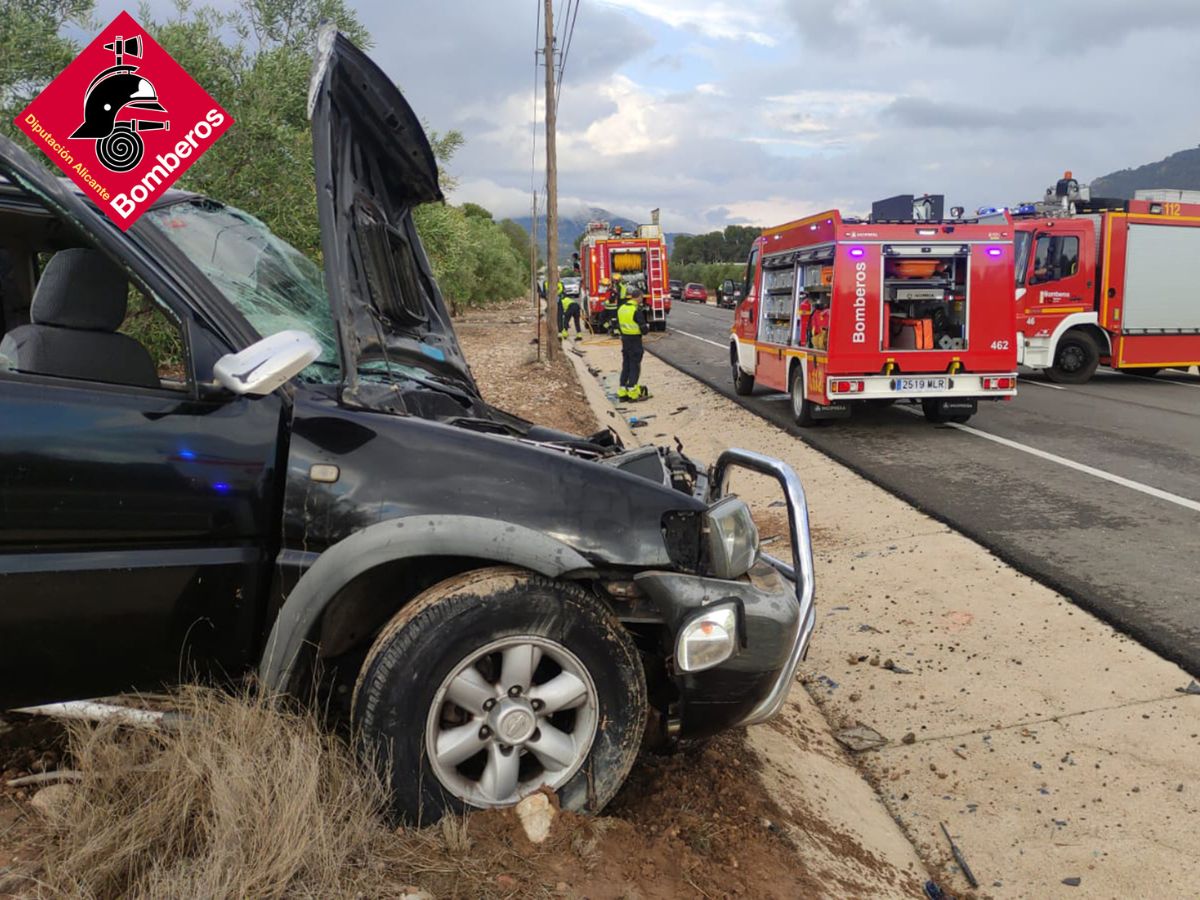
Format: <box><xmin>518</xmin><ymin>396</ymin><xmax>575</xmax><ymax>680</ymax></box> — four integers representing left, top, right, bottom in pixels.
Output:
<box><xmin>881</xmin><ymin>244</ymin><xmax>969</xmax><ymax>351</ymax></box>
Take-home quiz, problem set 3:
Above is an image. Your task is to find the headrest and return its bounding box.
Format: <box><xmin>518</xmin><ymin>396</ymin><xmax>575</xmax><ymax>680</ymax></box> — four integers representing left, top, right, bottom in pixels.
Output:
<box><xmin>31</xmin><ymin>249</ymin><xmax>129</xmax><ymax>332</ymax></box>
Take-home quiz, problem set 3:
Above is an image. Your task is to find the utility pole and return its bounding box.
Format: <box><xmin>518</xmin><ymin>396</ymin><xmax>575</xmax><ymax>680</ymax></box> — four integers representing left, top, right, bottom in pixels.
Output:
<box><xmin>531</xmin><ymin>189</ymin><xmax>540</xmax><ymax>360</ymax></box>
<box><xmin>542</xmin><ymin>0</ymin><xmax>559</xmax><ymax>360</ymax></box>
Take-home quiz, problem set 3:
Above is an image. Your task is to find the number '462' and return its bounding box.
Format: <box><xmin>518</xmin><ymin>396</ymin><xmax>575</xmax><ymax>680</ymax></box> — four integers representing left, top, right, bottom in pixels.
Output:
<box><xmin>990</xmin><ymin>340</ymin><xmax>1010</xmax><ymax>350</ymax></box>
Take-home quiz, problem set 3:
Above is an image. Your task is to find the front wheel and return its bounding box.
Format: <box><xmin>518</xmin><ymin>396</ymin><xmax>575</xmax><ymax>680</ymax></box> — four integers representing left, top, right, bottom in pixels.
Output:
<box><xmin>732</xmin><ymin>354</ymin><xmax>754</xmax><ymax>395</ymax></box>
<box><xmin>789</xmin><ymin>365</ymin><xmax>817</xmax><ymax>426</ymax></box>
<box><xmin>354</xmin><ymin>567</ymin><xmax>647</xmax><ymax>822</ymax></box>
<box><xmin>1046</xmin><ymin>330</ymin><xmax>1099</xmax><ymax>384</ymax></box>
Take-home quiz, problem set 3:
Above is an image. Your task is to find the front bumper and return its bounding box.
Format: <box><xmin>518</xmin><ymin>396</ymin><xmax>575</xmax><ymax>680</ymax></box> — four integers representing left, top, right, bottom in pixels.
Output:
<box><xmin>636</xmin><ymin>449</ymin><xmax>816</xmax><ymax>737</ymax></box>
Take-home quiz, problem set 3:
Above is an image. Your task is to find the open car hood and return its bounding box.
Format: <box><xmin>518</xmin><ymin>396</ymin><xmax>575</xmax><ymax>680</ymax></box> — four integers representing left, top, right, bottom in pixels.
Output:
<box><xmin>308</xmin><ymin>27</ymin><xmax>478</xmax><ymax>407</ymax></box>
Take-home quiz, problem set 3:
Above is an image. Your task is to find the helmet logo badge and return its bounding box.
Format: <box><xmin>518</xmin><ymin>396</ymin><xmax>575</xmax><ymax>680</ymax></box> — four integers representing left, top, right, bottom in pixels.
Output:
<box><xmin>69</xmin><ymin>33</ymin><xmax>170</xmax><ymax>173</ymax></box>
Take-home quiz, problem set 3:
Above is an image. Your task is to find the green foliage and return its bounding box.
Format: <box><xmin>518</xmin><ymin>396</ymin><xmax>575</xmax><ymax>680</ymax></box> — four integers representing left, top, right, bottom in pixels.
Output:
<box><xmin>0</xmin><ymin>0</ymin><xmax>95</xmax><ymax>141</ymax></box>
<box><xmin>461</xmin><ymin>202</ymin><xmax>493</xmax><ymax>220</ymax></box>
<box><xmin>3</xmin><ymin>0</ymin><xmax>526</xmax><ymax>313</ymax></box>
<box><xmin>120</xmin><ymin>288</ymin><xmax>186</xmax><ymax>376</ymax></box>
<box><xmin>671</xmin><ymin>262</ymin><xmax>745</xmax><ymax>291</ymax></box>
<box><xmin>671</xmin><ymin>225</ymin><xmax>760</xmax><ymax>266</ymax></box>
<box><xmin>144</xmin><ymin>0</ymin><xmax>369</xmax><ymax>262</ymax></box>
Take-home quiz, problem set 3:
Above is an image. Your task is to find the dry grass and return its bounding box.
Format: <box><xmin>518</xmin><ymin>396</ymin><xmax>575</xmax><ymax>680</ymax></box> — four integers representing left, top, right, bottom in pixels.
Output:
<box><xmin>25</xmin><ymin>687</ymin><xmax>439</xmax><ymax>899</ymax></box>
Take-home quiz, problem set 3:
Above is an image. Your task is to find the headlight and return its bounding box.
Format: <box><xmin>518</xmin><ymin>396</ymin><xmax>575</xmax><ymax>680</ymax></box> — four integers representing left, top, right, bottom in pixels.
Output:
<box><xmin>676</xmin><ymin>603</ymin><xmax>738</xmax><ymax>672</ymax></box>
<box><xmin>704</xmin><ymin>497</ymin><xmax>759</xmax><ymax>579</ymax></box>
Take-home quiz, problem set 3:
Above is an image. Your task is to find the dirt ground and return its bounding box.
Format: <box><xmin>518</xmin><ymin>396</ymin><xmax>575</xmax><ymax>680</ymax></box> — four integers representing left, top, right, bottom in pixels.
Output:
<box><xmin>455</xmin><ymin>300</ymin><xmax>599</xmax><ymax>437</ymax></box>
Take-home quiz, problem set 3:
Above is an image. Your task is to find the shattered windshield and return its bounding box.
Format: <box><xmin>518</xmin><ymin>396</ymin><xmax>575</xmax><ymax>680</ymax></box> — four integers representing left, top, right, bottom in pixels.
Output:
<box><xmin>143</xmin><ymin>199</ymin><xmax>338</xmax><ymax>383</ymax></box>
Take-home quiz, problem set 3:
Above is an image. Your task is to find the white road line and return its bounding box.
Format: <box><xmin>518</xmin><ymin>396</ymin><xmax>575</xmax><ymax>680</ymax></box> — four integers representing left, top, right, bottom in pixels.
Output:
<box><xmin>671</xmin><ymin>327</ymin><xmax>727</xmax><ymax>349</ymax></box>
<box><xmin>945</xmin><ymin>419</ymin><xmax>1200</xmax><ymax>513</ymax></box>
<box><xmin>1020</xmin><ymin>379</ymin><xmax>1067</xmax><ymax>391</ymax></box>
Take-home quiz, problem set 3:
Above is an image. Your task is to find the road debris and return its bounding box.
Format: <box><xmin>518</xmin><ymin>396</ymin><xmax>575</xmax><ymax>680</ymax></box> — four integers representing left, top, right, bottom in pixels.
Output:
<box><xmin>834</xmin><ymin>723</ymin><xmax>888</xmax><ymax>753</ymax></box>
<box><xmin>1061</xmin><ymin>876</ymin><xmax>1082</xmax><ymax>886</ymax></box>
<box><xmin>514</xmin><ymin>791</ymin><xmax>556</xmax><ymax>844</ymax></box>
<box><xmin>939</xmin><ymin>822</ymin><xmax>979</xmax><ymax>889</ymax></box>
<box><xmin>1175</xmin><ymin>680</ymin><xmax>1200</xmax><ymax>695</ymax></box>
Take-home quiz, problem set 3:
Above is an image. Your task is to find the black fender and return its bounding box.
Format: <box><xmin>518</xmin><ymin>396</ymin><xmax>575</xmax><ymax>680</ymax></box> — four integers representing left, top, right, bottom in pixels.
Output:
<box><xmin>258</xmin><ymin>514</ymin><xmax>593</xmax><ymax>692</ymax></box>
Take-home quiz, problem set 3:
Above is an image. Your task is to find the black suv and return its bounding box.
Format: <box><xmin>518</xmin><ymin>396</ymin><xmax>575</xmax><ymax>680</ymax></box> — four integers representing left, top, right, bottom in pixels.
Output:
<box><xmin>0</xmin><ymin>30</ymin><xmax>815</xmax><ymax>821</ymax></box>
<box><xmin>668</xmin><ymin>278</ymin><xmax>682</xmax><ymax>302</ymax></box>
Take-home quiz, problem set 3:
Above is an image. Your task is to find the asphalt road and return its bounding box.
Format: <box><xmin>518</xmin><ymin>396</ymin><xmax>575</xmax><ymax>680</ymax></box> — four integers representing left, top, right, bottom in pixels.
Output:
<box><xmin>656</xmin><ymin>300</ymin><xmax>1200</xmax><ymax>677</ymax></box>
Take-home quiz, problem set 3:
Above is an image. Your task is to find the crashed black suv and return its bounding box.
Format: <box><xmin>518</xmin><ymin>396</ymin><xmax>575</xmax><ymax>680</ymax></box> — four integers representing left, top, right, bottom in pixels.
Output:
<box><xmin>0</xmin><ymin>30</ymin><xmax>815</xmax><ymax>820</ymax></box>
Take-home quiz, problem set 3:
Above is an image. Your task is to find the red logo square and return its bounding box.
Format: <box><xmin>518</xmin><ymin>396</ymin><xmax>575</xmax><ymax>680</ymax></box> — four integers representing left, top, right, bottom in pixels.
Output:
<box><xmin>15</xmin><ymin>11</ymin><xmax>233</xmax><ymax>230</ymax></box>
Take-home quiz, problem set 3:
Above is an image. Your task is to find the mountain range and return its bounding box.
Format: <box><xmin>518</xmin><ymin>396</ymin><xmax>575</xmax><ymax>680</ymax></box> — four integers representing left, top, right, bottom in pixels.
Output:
<box><xmin>512</xmin><ymin>206</ymin><xmax>685</xmax><ymax>262</ymax></box>
<box><xmin>1091</xmin><ymin>146</ymin><xmax>1200</xmax><ymax>198</ymax></box>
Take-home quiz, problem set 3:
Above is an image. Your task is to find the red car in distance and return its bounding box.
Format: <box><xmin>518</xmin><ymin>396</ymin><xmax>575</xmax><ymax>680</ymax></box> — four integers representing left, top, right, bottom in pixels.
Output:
<box><xmin>683</xmin><ymin>282</ymin><xmax>708</xmax><ymax>303</ymax></box>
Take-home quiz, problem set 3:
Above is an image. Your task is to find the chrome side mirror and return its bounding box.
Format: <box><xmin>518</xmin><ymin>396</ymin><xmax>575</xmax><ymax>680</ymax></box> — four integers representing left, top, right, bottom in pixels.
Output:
<box><xmin>213</xmin><ymin>330</ymin><xmax>322</xmax><ymax>396</ymax></box>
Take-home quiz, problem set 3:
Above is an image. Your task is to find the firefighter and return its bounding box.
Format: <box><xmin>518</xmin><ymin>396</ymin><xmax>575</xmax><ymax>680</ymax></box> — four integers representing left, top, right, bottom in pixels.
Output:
<box><xmin>617</xmin><ymin>288</ymin><xmax>650</xmax><ymax>401</ymax></box>
<box><xmin>604</xmin><ymin>272</ymin><xmax>627</xmax><ymax>336</ymax></box>
<box><xmin>559</xmin><ymin>281</ymin><xmax>583</xmax><ymax>341</ymax></box>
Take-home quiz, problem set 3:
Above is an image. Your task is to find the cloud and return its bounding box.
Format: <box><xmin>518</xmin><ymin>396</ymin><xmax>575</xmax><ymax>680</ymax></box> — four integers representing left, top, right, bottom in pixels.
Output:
<box><xmin>599</xmin><ymin>0</ymin><xmax>778</xmax><ymax>45</ymax></box>
<box><xmin>882</xmin><ymin>97</ymin><xmax>1106</xmax><ymax>131</ymax></box>
<box><xmin>782</xmin><ymin>0</ymin><xmax>1200</xmax><ymax>52</ymax></box>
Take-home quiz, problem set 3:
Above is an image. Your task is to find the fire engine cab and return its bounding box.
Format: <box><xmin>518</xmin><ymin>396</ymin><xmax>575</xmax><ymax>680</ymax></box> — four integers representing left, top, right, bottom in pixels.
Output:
<box><xmin>579</xmin><ymin>215</ymin><xmax>670</xmax><ymax>332</ymax></box>
<box><xmin>731</xmin><ymin>195</ymin><xmax>1019</xmax><ymax>425</ymax></box>
<box><xmin>1006</xmin><ymin>173</ymin><xmax>1200</xmax><ymax>383</ymax></box>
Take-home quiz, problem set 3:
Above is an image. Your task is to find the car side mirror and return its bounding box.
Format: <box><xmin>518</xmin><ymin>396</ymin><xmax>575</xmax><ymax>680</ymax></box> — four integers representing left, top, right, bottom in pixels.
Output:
<box><xmin>213</xmin><ymin>329</ymin><xmax>323</xmax><ymax>396</ymax></box>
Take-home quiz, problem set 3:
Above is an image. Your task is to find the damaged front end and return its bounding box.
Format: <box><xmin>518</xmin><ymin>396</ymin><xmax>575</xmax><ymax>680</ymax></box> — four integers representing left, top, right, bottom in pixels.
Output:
<box><xmin>589</xmin><ymin>444</ymin><xmax>817</xmax><ymax>742</ymax></box>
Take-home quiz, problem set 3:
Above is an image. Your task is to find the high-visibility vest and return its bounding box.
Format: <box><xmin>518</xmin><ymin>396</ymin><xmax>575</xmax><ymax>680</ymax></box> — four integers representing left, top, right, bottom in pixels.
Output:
<box><xmin>617</xmin><ymin>301</ymin><xmax>641</xmax><ymax>336</ymax></box>
<box><xmin>606</xmin><ymin>282</ymin><xmax>626</xmax><ymax>308</ymax></box>
<box><xmin>560</xmin><ymin>292</ymin><xmax>573</xmax><ymax>311</ymax></box>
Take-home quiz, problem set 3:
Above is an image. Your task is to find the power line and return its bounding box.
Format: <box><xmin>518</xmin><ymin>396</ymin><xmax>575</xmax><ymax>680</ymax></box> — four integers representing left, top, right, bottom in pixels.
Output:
<box><xmin>555</xmin><ymin>0</ymin><xmax>581</xmax><ymax>115</ymax></box>
<box><xmin>530</xmin><ymin>0</ymin><xmax>542</xmax><ymax>200</ymax></box>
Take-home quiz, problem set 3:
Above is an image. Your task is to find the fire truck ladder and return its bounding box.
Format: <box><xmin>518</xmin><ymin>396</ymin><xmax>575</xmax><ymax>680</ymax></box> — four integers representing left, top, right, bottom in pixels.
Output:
<box><xmin>647</xmin><ymin>245</ymin><xmax>666</xmax><ymax>324</ymax></box>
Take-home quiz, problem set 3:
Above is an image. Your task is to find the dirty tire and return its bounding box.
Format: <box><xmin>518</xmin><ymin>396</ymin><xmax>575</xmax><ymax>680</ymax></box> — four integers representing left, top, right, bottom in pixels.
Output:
<box><xmin>353</xmin><ymin>566</ymin><xmax>646</xmax><ymax>823</ymax></box>
<box><xmin>1046</xmin><ymin>330</ymin><xmax>1099</xmax><ymax>384</ymax></box>
<box><xmin>789</xmin><ymin>365</ymin><xmax>817</xmax><ymax>426</ymax></box>
<box><xmin>921</xmin><ymin>398</ymin><xmax>972</xmax><ymax>425</ymax></box>
<box><xmin>732</xmin><ymin>353</ymin><xmax>755</xmax><ymax>396</ymax></box>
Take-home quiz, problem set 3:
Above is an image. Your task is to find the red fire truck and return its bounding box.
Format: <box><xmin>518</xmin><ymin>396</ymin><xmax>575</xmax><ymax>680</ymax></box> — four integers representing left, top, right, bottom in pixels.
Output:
<box><xmin>579</xmin><ymin>218</ymin><xmax>670</xmax><ymax>332</ymax></box>
<box><xmin>730</xmin><ymin>195</ymin><xmax>1018</xmax><ymax>425</ymax></box>
<box><xmin>1007</xmin><ymin>174</ymin><xmax>1200</xmax><ymax>383</ymax></box>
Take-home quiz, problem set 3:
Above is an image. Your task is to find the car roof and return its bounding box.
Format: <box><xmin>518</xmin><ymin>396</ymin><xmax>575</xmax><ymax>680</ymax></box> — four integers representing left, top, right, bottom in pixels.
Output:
<box><xmin>0</xmin><ymin>173</ymin><xmax>201</xmax><ymax>209</ymax></box>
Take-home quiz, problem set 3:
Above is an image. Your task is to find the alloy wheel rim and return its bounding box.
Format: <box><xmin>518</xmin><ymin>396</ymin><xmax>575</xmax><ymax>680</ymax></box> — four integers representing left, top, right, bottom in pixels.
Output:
<box><xmin>425</xmin><ymin>635</ymin><xmax>599</xmax><ymax>808</ymax></box>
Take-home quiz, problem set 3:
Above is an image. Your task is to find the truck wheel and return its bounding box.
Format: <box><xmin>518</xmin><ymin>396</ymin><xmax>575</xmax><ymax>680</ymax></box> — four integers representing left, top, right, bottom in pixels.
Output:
<box><xmin>353</xmin><ymin>567</ymin><xmax>646</xmax><ymax>823</ymax></box>
<box><xmin>732</xmin><ymin>356</ymin><xmax>755</xmax><ymax>395</ymax></box>
<box><xmin>789</xmin><ymin>365</ymin><xmax>817</xmax><ymax>426</ymax></box>
<box><xmin>921</xmin><ymin>398</ymin><xmax>972</xmax><ymax>424</ymax></box>
<box><xmin>1046</xmin><ymin>330</ymin><xmax>1099</xmax><ymax>384</ymax></box>
<box><xmin>652</xmin><ymin>320</ymin><xmax>667</xmax><ymax>332</ymax></box>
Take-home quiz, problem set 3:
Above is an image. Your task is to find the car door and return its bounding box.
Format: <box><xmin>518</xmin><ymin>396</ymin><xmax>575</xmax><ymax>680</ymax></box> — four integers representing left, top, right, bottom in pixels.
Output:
<box><xmin>1024</xmin><ymin>226</ymin><xmax>1090</xmax><ymax>312</ymax></box>
<box><xmin>0</xmin><ymin>139</ymin><xmax>283</xmax><ymax>708</ymax></box>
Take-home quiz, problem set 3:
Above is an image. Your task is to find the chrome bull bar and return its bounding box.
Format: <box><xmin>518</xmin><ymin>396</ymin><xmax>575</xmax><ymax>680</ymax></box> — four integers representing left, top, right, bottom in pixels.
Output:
<box><xmin>711</xmin><ymin>448</ymin><xmax>816</xmax><ymax>726</ymax></box>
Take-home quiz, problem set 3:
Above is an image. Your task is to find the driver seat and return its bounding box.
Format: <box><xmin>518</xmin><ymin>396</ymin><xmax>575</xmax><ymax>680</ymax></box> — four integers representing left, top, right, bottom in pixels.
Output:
<box><xmin>0</xmin><ymin>248</ymin><xmax>159</xmax><ymax>388</ymax></box>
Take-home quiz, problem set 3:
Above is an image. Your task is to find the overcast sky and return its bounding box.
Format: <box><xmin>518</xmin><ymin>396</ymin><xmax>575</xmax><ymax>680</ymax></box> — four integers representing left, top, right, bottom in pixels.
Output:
<box><xmin>98</xmin><ymin>0</ymin><xmax>1200</xmax><ymax>233</ymax></box>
